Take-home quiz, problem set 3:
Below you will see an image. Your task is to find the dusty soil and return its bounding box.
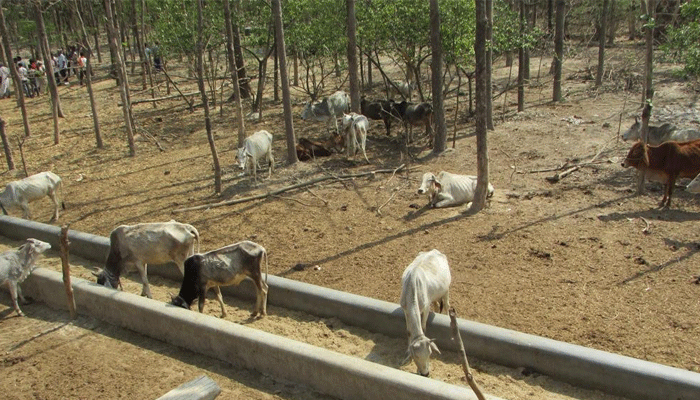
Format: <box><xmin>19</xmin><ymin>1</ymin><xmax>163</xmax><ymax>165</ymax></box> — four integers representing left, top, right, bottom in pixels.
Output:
<box><xmin>1</xmin><ymin>41</ymin><xmax>699</xmax><ymax>400</ymax></box>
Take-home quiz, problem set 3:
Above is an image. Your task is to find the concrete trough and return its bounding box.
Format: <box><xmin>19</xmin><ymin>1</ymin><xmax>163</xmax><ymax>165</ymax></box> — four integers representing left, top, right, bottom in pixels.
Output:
<box><xmin>1</xmin><ymin>215</ymin><xmax>699</xmax><ymax>400</ymax></box>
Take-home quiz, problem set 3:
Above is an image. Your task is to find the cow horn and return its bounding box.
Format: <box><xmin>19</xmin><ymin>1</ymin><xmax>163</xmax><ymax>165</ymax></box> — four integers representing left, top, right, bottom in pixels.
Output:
<box><xmin>429</xmin><ymin>339</ymin><xmax>441</xmax><ymax>355</ymax></box>
<box><xmin>168</xmin><ymin>292</ymin><xmax>177</xmax><ymax>302</ymax></box>
<box><xmin>91</xmin><ymin>269</ymin><xmax>102</xmax><ymax>277</ymax></box>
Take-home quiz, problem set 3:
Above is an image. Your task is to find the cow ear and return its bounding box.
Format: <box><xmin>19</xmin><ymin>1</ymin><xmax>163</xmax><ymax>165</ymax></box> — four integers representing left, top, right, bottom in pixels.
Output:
<box><xmin>91</xmin><ymin>269</ymin><xmax>102</xmax><ymax>277</ymax></box>
<box><xmin>433</xmin><ymin>179</ymin><xmax>442</xmax><ymax>190</ymax></box>
<box><xmin>429</xmin><ymin>339</ymin><xmax>441</xmax><ymax>355</ymax></box>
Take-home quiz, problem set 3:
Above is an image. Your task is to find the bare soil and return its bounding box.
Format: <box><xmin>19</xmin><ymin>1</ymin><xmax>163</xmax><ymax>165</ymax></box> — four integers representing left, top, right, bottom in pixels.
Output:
<box><xmin>1</xmin><ymin>41</ymin><xmax>699</xmax><ymax>400</ymax></box>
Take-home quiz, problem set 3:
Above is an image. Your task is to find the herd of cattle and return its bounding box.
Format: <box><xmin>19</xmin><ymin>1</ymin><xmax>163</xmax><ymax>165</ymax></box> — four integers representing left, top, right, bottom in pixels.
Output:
<box><xmin>2</xmin><ymin>112</ymin><xmax>700</xmax><ymax>376</ymax></box>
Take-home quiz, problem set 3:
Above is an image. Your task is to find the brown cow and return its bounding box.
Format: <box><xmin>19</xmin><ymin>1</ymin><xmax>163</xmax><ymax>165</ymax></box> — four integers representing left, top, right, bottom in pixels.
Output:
<box><xmin>621</xmin><ymin>139</ymin><xmax>700</xmax><ymax>208</ymax></box>
<box><xmin>295</xmin><ymin>137</ymin><xmax>336</xmax><ymax>161</ymax></box>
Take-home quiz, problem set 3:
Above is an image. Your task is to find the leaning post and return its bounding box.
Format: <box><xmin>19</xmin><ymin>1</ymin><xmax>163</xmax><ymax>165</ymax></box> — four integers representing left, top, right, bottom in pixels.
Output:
<box><xmin>59</xmin><ymin>225</ymin><xmax>76</xmax><ymax>319</ymax></box>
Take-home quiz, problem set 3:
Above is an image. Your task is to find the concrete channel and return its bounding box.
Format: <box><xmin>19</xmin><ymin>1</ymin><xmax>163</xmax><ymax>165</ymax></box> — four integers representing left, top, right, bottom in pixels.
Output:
<box><xmin>1</xmin><ymin>215</ymin><xmax>699</xmax><ymax>400</ymax></box>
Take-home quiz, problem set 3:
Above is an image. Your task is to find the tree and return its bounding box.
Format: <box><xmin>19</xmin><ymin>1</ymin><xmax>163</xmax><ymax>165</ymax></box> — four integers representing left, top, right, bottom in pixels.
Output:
<box><xmin>224</xmin><ymin>0</ymin><xmax>246</xmax><ymax>147</ymax></box>
<box><xmin>34</xmin><ymin>1</ymin><xmax>63</xmax><ymax>144</ymax></box>
<box><xmin>485</xmin><ymin>0</ymin><xmax>493</xmax><ymax>130</ymax></box>
<box><xmin>470</xmin><ymin>0</ymin><xmax>490</xmax><ymax>213</ymax></box>
<box><xmin>553</xmin><ymin>0</ymin><xmax>565</xmax><ymax>102</ymax></box>
<box><xmin>196</xmin><ymin>0</ymin><xmax>221</xmax><ymax>193</ymax></box>
<box><xmin>0</xmin><ymin>1</ymin><xmax>30</xmax><ymax>138</ymax></box>
<box><xmin>596</xmin><ymin>0</ymin><xmax>609</xmax><ymax>87</ymax></box>
<box><xmin>272</xmin><ymin>0</ymin><xmax>297</xmax><ymax>164</ymax></box>
<box><xmin>74</xmin><ymin>0</ymin><xmax>103</xmax><ymax>148</ymax></box>
<box><xmin>430</xmin><ymin>0</ymin><xmax>446</xmax><ymax>153</ymax></box>
<box><xmin>347</xmin><ymin>0</ymin><xmax>360</xmax><ymax>113</ymax></box>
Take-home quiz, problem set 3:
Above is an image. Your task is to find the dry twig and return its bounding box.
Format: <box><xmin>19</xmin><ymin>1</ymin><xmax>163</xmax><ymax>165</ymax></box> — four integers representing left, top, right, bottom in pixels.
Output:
<box><xmin>449</xmin><ymin>308</ymin><xmax>486</xmax><ymax>400</ymax></box>
<box><xmin>376</xmin><ymin>191</ymin><xmax>398</xmax><ymax>216</ymax></box>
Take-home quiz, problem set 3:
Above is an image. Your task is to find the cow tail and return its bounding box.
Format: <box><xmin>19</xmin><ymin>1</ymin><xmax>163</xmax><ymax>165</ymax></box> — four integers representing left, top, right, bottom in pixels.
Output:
<box><xmin>191</xmin><ymin>226</ymin><xmax>200</xmax><ymax>255</ymax></box>
<box><xmin>58</xmin><ymin>178</ymin><xmax>66</xmax><ymax>210</ymax></box>
<box><xmin>263</xmin><ymin>249</ymin><xmax>268</xmax><ymax>285</ymax></box>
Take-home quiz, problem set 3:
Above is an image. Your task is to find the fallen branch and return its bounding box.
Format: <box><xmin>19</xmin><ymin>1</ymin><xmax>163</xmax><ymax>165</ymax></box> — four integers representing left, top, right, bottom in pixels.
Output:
<box><xmin>172</xmin><ymin>165</ymin><xmax>409</xmax><ymax>213</ymax></box>
<box><xmin>640</xmin><ymin>217</ymin><xmax>651</xmax><ymax>234</ymax></box>
<box><xmin>126</xmin><ymin>91</ymin><xmax>199</xmax><ymax>105</ymax></box>
<box><xmin>376</xmin><ymin>191</ymin><xmax>398</xmax><ymax>216</ymax></box>
<box><xmin>449</xmin><ymin>308</ymin><xmax>486</xmax><ymax>400</ymax></box>
<box><xmin>546</xmin><ymin>165</ymin><xmax>580</xmax><ymax>183</ymax></box>
<box><xmin>305</xmin><ymin>187</ymin><xmax>329</xmax><ymax>205</ymax></box>
<box><xmin>271</xmin><ymin>194</ymin><xmax>315</xmax><ymax>207</ymax></box>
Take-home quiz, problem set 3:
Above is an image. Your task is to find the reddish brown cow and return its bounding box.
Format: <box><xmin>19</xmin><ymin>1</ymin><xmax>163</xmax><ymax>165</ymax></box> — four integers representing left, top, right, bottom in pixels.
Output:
<box><xmin>621</xmin><ymin>139</ymin><xmax>700</xmax><ymax>208</ymax></box>
<box><xmin>295</xmin><ymin>137</ymin><xmax>338</xmax><ymax>161</ymax></box>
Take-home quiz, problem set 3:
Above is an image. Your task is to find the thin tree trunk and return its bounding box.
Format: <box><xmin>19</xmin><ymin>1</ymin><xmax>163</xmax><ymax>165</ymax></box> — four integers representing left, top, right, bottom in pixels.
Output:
<box><xmin>105</xmin><ymin>0</ymin><xmax>136</xmax><ymax>156</ymax></box>
<box><xmin>224</xmin><ymin>0</ymin><xmax>246</xmax><ymax>147</ymax></box>
<box><xmin>0</xmin><ymin>118</ymin><xmax>14</xmax><ymax>171</ymax></box>
<box><xmin>471</xmin><ymin>0</ymin><xmax>490</xmax><ymax>213</ymax></box>
<box><xmin>553</xmin><ymin>0</ymin><xmax>565</xmax><ymax>102</ymax></box>
<box><xmin>347</xmin><ymin>0</ymin><xmax>360</xmax><ymax>113</ymax></box>
<box><xmin>35</xmin><ymin>2</ymin><xmax>64</xmax><ymax>145</ymax></box>
<box><xmin>430</xmin><ymin>0</ymin><xmax>446</xmax><ymax>153</ymax></box>
<box><xmin>272</xmin><ymin>0</ymin><xmax>297</xmax><ymax>164</ymax></box>
<box><xmin>637</xmin><ymin>0</ymin><xmax>655</xmax><ymax>194</ymax></box>
<box><xmin>518</xmin><ymin>0</ymin><xmax>526</xmax><ymax>111</ymax></box>
<box><xmin>75</xmin><ymin>0</ymin><xmax>103</xmax><ymax>148</ymax></box>
<box><xmin>0</xmin><ymin>5</ymin><xmax>30</xmax><ymax>137</ymax></box>
<box><xmin>232</xmin><ymin>0</ymin><xmax>252</xmax><ymax>99</ymax></box>
<box><xmin>485</xmin><ymin>0</ymin><xmax>494</xmax><ymax>130</ymax></box>
<box><xmin>596</xmin><ymin>0</ymin><xmax>609</xmax><ymax>87</ymax></box>
<box><xmin>197</xmin><ymin>0</ymin><xmax>221</xmax><ymax>193</ymax></box>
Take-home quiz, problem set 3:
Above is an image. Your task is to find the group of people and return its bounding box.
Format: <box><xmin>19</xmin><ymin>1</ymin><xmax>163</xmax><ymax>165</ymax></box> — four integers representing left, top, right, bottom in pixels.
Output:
<box><xmin>0</xmin><ymin>46</ymin><xmax>89</xmax><ymax>99</ymax></box>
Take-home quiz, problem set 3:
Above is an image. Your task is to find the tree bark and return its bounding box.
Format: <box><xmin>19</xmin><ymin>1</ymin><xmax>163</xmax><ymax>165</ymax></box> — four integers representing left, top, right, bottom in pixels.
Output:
<box><xmin>518</xmin><ymin>0</ymin><xmax>526</xmax><ymax>111</ymax></box>
<box><xmin>196</xmin><ymin>0</ymin><xmax>221</xmax><ymax>193</ymax></box>
<box><xmin>0</xmin><ymin>4</ymin><xmax>30</xmax><ymax>137</ymax></box>
<box><xmin>430</xmin><ymin>0</ymin><xmax>446</xmax><ymax>153</ymax></box>
<box><xmin>470</xmin><ymin>0</ymin><xmax>490</xmax><ymax>213</ymax></box>
<box><xmin>224</xmin><ymin>0</ymin><xmax>246</xmax><ymax>147</ymax></box>
<box><xmin>35</xmin><ymin>2</ymin><xmax>66</xmax><ymax>144</ymax></box>
<box><xmin>485</xmin><ymin>0</ymin><xmax>494</xmax><ymax>130</ymax></box>
<box><xmin>232</xmin><ymin>0</ymin><xmax>252</xmax><ymax>99</ymax></box>
<box><xmin>272</xmin><ymin>0</ymin><xmax>297</xmax><ymax>164</ymax></box>
<box><xmin>75</xmin><ymin>0</ymin><xmax>103</xmax><ymax>148</ymax></box>
<box><xmin>0</xmin><ymin>118</ymin><xmax>14</xmax><ymax>171</ymax></box>
<box><xmin>553</xmin><ymin>0</ymin><xmax>566</xmax><ymax>102</ymax></box>
<box><xmin>104</xmin><ymin>0</ymin><xmax>136</xmax><ymax>156</ymax></box>
<box><xmin>347</xmin><ymin>0</ymin><xmax>360</xmax><ymax>113</ymax></box>
<box><xmin>596</xmin><ymin>0</ymin><xmax>609</xmax><ymax>87</ymax></box>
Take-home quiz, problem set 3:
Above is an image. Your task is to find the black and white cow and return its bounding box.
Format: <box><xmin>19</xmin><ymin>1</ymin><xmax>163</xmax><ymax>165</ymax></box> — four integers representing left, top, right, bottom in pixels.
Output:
<box><xmin>94</xmin><ymin>221</ymin><xmax>200</xmax><ymax>299</ymax></box>
<box><xmin>170</xmin><ymin>241</ymin><xmax>269</xmax><ymax>318</ymax></box>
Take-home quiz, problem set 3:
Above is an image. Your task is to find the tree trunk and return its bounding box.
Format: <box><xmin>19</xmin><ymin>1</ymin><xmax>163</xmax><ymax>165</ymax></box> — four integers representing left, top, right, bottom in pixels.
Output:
<box><xmin>104</xmin><ymin>0</ymin><xmax>136</xmax><ymax>156</ymax></box>
<box><xmin>272</xmin><ymin>0</ymin><xmax>297</xmax><ymax>164</ymax></box>
<box><xmin>430</xmin><ymin>0</ymin><xmax>446</xmax><ymax>153</ymax></box>
<box><xmin>518</xmin><ymin>0</ymin><xmax>526</xmax><ymax>111</ymax></box>
<box><xmin>0</xmin><ymin>5</ymin><xmax>30</xmax><ymax>137</ymax></box>
<box><xmin>75</xmin><ymin>0</ymin><xmax>103</xmax><ymax>148</ymax></box>
<box><xmin>471</xmin><ymin>0</ymin><xmax>490</xmax><ymax>213</ymax></box>
<box><xmin>273</xmin><ymin>46</ymin><xmax>279</xmax><ymax>102</ymax></box>
<box><xmin>553</xmin><ymin>0</ymin><xmax>565</xmax><ymax>102</ymax></box>
<box><xmin>347</xmin><ymin>0</ymin><xmax>360</xmax><ymax>113</ymax></box>
<box><xmin>0</xmin><ymin>118</ymin><xmax>14</xmax><ymax>171</ymax></box>
<box><xmin>34</xmin><ymin>2</ymin><xmax>63</xmax><ymax>145</ymax></box>
<box><xmin>485</xmin><ymin>0</ymin><xmax>494</xmax><ymax>130</ymax></box>
<box><xmin>607</xmin><ymin>0</ymin><xmax>616</xmax><ymax>45</ymax></box>
<box><xmin>637</xmin><ymin>0</ymin><xmax>655</xmax><ymax>194</ymax></box>
<box><xmin>223</xmin><ymin>0</ymin><xmax>246</xmax><ymax>148</ymax></box>
<box><xmin>130</xmin><ymin>0</ymin><xmax>147</xmax><ymax>90</ymax></box>
<box><xmin>197</xmin><ymin>0</ymin><xmax>221</xmax><ymax>193</ymax></box>
<box><xmin>596</xmin><ymin>0</ymin><xmax>609</xmax><ymax>87</ymax></box>
<box><xmin>232</xmin><ymin>0</ymin><xmax>252</xmax><ymax>99</ymax></box>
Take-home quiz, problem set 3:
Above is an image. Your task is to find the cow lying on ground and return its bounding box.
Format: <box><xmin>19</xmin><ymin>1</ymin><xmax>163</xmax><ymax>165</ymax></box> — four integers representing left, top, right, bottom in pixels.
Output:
<box><xmin>296</xmin><ymin>137</ymin><xmax>334</xmax><ymax>161</ymax></box>
<box><xmin>237</xmin><ymin>130</ymin><xmax>274</xmax><ymax>182</ymax></box>
<box><xmin>417</xmin><ymin>171</ymin><xmax>494</xmax><ymax>208</ymax></box>
<box><xmin>621</xmin><ymin>117</ymin><xmax>700</xmax><ymax>145</ymax></box>
<box><xmin>300</xmin><ymin>91</ymin><xmax>350</xmax><ymax>133</ymax></box>
<box><xmin>400</xmin><ymin>249</ymin><xmax>451</xmax><ymax>377</ymax></box>
<box><xmin>0</xmin><ymin>171</ymin><xmax>64</xmax><ymax>221</ymax></box>
<box><xmin>170</xmin><ymin>241</ymin><xmax>269</xmax><ymax>318</ymax></box>
<box><xmin>360</xmin><ymin>97</ymin><xmax>397</xmax><ymax>136</ymax></box>
<box><xmin>622</xmin><ymin>139</ymin><xmax>700</xmax><ymax>208</ymax></box>
<box><xmin>0</xmin><ymin>238</ymin><xmax>51</xmax><ymax>317</ymax></box>
<box><xmin>341</xmin><ymin>113</ymin><xmax>370</xmax><ymax>163</ymax></box>
<box><xmin>94</xmin><ymin>221</ymin><xmax>200</xmax><ymax>298</ymax></box>
<box><xmin>394</xmin><ymin>101</ymin><xmax>433</xmax><ymax>145</ymax></box>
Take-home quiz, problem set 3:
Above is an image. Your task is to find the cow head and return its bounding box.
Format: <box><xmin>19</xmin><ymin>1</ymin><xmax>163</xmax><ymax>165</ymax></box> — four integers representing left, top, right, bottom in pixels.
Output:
<box><xmin>621</xmin><ymin>141</ymin><xmax>650</xmax><ymax>169</ymax></box>
<box><xmin>236</xmin><ymin>147</ymin><xmax>250</xmax><ymax>171</ymax></box>
<box><xmin>92</xmin><ymin>268</ymin><xmax>120</xmax><ymax>290</ymax></box>
<box><xmin>300</xmin><ymin>102</ymin><xmax>313</xmax><ymax>121</ymax></box>
<box><xmin>18</xmin><ymin>238</ymin><xmax>51</xmax><ymax>265</ymax></box>
<box><xmin>417</xmin><ymin>172</ymin><xmax>441</xmax><ymax>203</ymax></box>
<box><xmin>402</xmin><ymin>335</ymin><xmax>440</xmax><ymax>377</ymax></box>
<box><xmin>169</xmin><ymin>293</ymin><xmax>191</xmax><ymax>309</ymax></box>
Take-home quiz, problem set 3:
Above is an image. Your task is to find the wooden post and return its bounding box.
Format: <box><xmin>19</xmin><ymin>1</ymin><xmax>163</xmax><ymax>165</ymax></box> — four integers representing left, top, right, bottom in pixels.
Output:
<box><xmin>59</xmin><ymin>225</ymin><xmax>76</xmax><ymax>319</ymax></box>
<box><xmin>16</xmin><ymin>136</ymin><xmax>28</xmax><ymax>177</ymax></box>
<box><xmin>449</xmin><ymin>308</ymin><xmax>486</xmax><ymax>400</ymax></box>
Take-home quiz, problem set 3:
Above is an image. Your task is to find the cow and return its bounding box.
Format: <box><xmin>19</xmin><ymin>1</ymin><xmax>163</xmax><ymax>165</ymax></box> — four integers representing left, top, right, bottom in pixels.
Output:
<box><xmin>391</xmin><ymin>81</ymin><xmax>416</xmax><ymax>100</ymax></box>
<box><xmin>621</xmin><ymin>117</ymin><xmax>700</xmax><ymax>145</ymax></box>
<box><xmin>300</xmin><ymin>91</ymin><xmax>350</xmax><ymax>133</ymax></box>
<box><xmin>394</xmin><ymin>101</ymin><xmax>433</xmax><ymax>145</ymax></box>
<box><xmin>686</xmin><ymin>173</ymin><xmax>700</xmax><ymax>193</ymax></box>
<box><xmin>0</xmin><ymin>238</ymin><xmax>51</xmax><ymax>317</ymax></box>
<box><xmin>417</xmin><ymin>171</ymin><xmax>494</xmax><ymax>208</ymax></box>
<box><xmin>170</xmin><ymin>241</ymin><xmax>269</xmax><ymax>319</ymax></box>
<box><xmin>360</xmin><ymin>97</ymin><xmax>398</xmax><ymax>136</ymax></box>
<box><xmin>622</xmin><ymin>139</ymin><xmax>700</xmax><ymax>208</ymax></box>
<box><xmin>237</xmin><ymin>130</ymin><xmax>274</xmax><ymax>182</ymax></box>
<box><xmin>93</xmin><ymin>221</ymin><xmax>200</xmax><ymax>299</ymax></box>
<box><xmin>399</xmin><ymin>249</ymin><xmax>451</xmax><ymax>377</ymax></box>
<box><xmin>296</xmin><ymin>137</ymin><xmax>334</xmax><ymax>161</ymax></box>
<box><xmin>0</xmin><ymin>171</ymin><xmax>64</xmax><ymax>221</ymax></box>
<box><xmin>341</xmin><ymin>113</ymin><xmax>370</xmax><ymax>163</ymax></box>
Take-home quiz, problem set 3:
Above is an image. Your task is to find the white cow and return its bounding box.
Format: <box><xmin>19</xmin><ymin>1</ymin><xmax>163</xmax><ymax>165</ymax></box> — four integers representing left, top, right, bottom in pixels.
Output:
<box><xmin>300</xmin><ymin>91</ymin><xmax>350</xmax><ymax>133</ymax></box>
<box><xmin>341</xmin><ymin>112</ymin><xmax>370</xmax><ymax>163</ymax></box>
<box><xmin>621</xmin><ymin>117</ymin><xmax>700</xmax><ymax>145</ymax></box>
<box><xmin>0</xmin><ymin>171</ymin><xmax>63</xmax><ymax>221</ymax></box>
<box><xmin>0</xmin><ymin>238</ymin><xmax>52</xmax><ymax>317</ymax></box>
<box><xmin>417</xmin><ymin>171</ymin><xmax>494</xmax><ymax>208</ymax></box>
<box><xmin>399</xmin><ymin>249</ymin><xmax>451</xmax><ymax>377</ymax></box>
<box><xmin>237</xmin><ymin>130</ymin><xmax>274</xmax><ymax>182</ymax></box>
<box><xmin>94</xmin><ymin>221</ymin><xmax>200</xmax><ymax>299</ymax></box>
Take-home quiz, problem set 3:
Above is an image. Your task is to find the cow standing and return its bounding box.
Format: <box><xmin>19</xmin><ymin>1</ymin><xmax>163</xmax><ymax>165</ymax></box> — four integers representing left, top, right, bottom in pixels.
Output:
<box><xmin>237</xmin><ymin>130</ymin><xmax>274</xmax><ymax>182</ymax></box>
<box><xmin>360</xmin><ymin>97</ymin><xmax>398</xmax><ymax>136</ymax></box>
<box><xmin>0</xmin><ymin>171</ymin><xmax>64</xmax><ymax>221</ymax></box>
<box><xmin>622</xmin><ymin>139</ymin><xmax>700</xmax><ymax>208</ymax></box>
<box><xmin>170</xmin><ymin>241</ymin><xmax>269</xmax><ymax>318</ymax></box>
<box><xmin>94</xmin><ymin>221</ymin><xmax>200</xmax><ymax>298</ymax></box>
<box><xmin>300</xmin><ymin>91</ymin><xmax>350</xmax><ymax>133</ymax></box>
<box><xmin>0</xmin><ymin>238</ymin><xmax>52</xmax><ymax>317</ymax></box>
<box><xmin>341</xmin><ymin>113</ymin><xmax>370</xmax><ymax>163</ymax></box>
<box><xmin>394</xmin><ymin>101</ymin><xmax>433</xmax><ymax>146</ymax></box>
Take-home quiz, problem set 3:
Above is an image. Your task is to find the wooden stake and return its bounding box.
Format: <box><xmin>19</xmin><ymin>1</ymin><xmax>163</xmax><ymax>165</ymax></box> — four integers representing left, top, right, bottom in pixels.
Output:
<box><xmin>449</xmin><ymin>308</ymin><xmax>486</xmax><ymax>400</ymax></box>
<box><xmin>59</xmin><ymin>225</ymin><xmax>76</xmax><ymax>319</ymax></box>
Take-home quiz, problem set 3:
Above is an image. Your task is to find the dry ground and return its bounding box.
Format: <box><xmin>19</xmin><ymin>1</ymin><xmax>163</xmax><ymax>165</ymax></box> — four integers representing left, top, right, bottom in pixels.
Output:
<box><xmin>0</xmin><ymin>40</ymin><xmax>699</xmax><ymax>400</ymax></box>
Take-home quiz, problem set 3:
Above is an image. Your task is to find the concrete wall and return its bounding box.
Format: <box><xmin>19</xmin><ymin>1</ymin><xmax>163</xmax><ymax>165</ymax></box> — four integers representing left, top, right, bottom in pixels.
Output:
<box><xmin>2</xmin><ymin>215</ymin><xmax>700</xmax><ymax>400</ymax></box>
